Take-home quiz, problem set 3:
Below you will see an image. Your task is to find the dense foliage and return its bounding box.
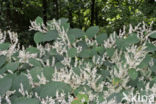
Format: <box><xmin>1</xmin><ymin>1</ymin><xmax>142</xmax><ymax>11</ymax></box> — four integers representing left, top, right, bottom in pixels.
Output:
<box><xmin>0</xmin><ymin>17</ymin><xmax>156</xmax><ymax>104</ymax></box>
<box><xmin>0</xmin><ymin>0</ymin><xmax>156</xmax><ymax>46</ymax></box>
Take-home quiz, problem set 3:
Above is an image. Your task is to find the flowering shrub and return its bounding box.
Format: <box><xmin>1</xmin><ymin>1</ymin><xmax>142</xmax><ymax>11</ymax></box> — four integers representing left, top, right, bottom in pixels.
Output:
<box><xmin>0</xmin><ymin>17</ymin><xmax>156</xmax><ymax>104</ymax></box>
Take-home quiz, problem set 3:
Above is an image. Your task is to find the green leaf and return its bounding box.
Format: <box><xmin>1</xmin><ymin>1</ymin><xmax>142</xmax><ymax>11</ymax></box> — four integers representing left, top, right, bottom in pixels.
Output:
<box><xmin>116</xmin><ymin>33</ymin><xmax>139</xmax><ymax>48</ymax></box>
<box><xmin>138</xmin><ymin>55</ymin><xmax>151</xmax><ymax>68</ymax></box>
<box><xmin>34</xmin><ymin>32</ymin><xmax>44</xmax><ymax>44</ymax></box>
<box><xmin>137</xmin><ymin>80</ymin><xmax>145</xmax><ymax>89</ymax></box>
<box><xmin>68</xmin><ymin>48</ymin><xmax>77</xmax><ymax>57</ymax></box>
<box><xmin>86</xmin><ymin>26</ymin><xmax>99</xmax><ymax>39</ymax></box>
<box><xmin>0</xmin><ymin>76</ymin><xmax>12</xmax><ymax>95</ymax></box>
<box><xmin>106</xmin><ymin>48</ymin><xmax>115</xmax><ymax>57</ymax></box>
<box><xmin>68</xmin><ymin>28</ymin><xmax>85</xmax><ymax>43</ymax></box>
<box><xmin>6</xmin><ymin>62</ymin><xmax>19</xmax><ymax>72</ymax></box>
<box><xmin>149</xmin><ymin>31</ymin><xmax>156</xmax><ymax>38</ymax></box>
<box><xmin>128</xmin><ymin>68</ymin><xmax>138</xmax><ymax>80</ymax></box>
<box><xmin>55</xmin><ymin>62</ymin><xmax>64</xmax><ymax>69</ymax></box>
<box><xmin>73</xmin><ymin>85</ymin><xmax>91</xmax><ymax>96</ymax></box>
<box><xmin>77</xmin><ymin>41</ymin><xmax>88</xmax><ymax>50</ymax></box>
<box><xmin>44</xmin><ymin>30</ymin><xmax>58</xmax><ymax>42</ymax></box>
<box><xmin>49</xmin><ymin>49</ymin><xmax>57</xmax><ymax>56</ymax></box>
<box><xmin>30</xmin><ymin>67</ymin><xmax>43</xmax><ymax>82</ymax></box>
<box><xmin>58</xmin><ymin>18</ymin><xmax>70</xmax><ymax>31</ymax></box>
<box><xmin>125</xmin><ymin>33</ymin><xmax>139</xmax><ymax>45</ymax></box>
<box><xmin>43</xmin><ymin>66</ymin><xmax>54</xmax><ymax>81</ymax></box>
<box><xmin>34</xmin><ymin>30</ymin><xmax>58</xmax><ymax>44</ymax></box>
<box><xmin>146</xmin><ymin>42</ymin><xmax>156</xmax><ymax>52</ymax></box>
<box><xmin>26</xmin><ymin>47</ymin><xmax>40</xmax><ymax>54</ymax></box>
<box><xmin>72</xmin><ymin>67</ymin><xmax>81</xmax><ymax>76</ymax></box>
<box><xmin>90</xmin><ymin>48</ymin><xmax>97</xmax><ymax>56</ymax></box>
<box><xmin>79</xmin><ymin>49</ymin><xmax>91</xmax><ymax>58</ymax></box>
<box><xmin>95</xmin><ymin>46</ymin><xmax>105</xmax><ymax>55</ymax></box>
<box><xmin>11</xmin><ymin>74</ymin><xmax>31</xmax><ymax>93</ymax></box>
<box><xmin>39</xmin><ymin>81</ymin><xmax>72</xmax><ymax>98</ymax></box>
<box><xmin>0</xmin><ymin>43</ymin><xmax>10</xmax><ymax>51</ymax></box>
<box><xmin>96</xmin><ymin>33</ymin><xmax>108</xmax><ymax>44</ymax></box>
<box><xmin>35</xmin><ymin>16</ymin><xmax>43</xmax><ymax>26</ymax></box>
<box><xmin>0</xmin><ymin>55</ymin><xmax>6</xmax><ymax>68</ymax></box>
<box><xmin>29</xmin><ymin>58</ymin><xmax>42</xmax><ymax>67</ymax></box>
<box><xmin>12</xmin><ymin>97</ymin><xmax>39</xmax><ymax>104</ymax></box>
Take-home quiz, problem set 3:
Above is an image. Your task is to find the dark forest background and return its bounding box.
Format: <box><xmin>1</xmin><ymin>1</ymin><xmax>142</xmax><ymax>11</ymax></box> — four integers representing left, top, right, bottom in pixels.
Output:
<box><xmin>0</xmin><ymin>0</ymin><xmax>156</xmax><ymax>46</ymax></box>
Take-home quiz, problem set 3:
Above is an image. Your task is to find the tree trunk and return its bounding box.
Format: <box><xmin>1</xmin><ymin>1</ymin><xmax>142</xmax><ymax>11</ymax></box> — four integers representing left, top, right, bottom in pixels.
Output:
<box><xmin>43</xmin><ymin>0</ymin><xmax>47</xmax><ymax>25</ymax></box>
<box><xmin>95</xmin><ymin>3</ymin><xmax>99</xmax><ymax>25</ymax></box>
<box><xmin>6</xmin><ymin>0</ymin><xmax>11</xmax><ymax>29</ymax></box>
<box><xmin>54</xmin><ymin>0</ymin><xmax>59</xmax><ymax>19</ymax></box>
<box><xmin>91</xmin><ymin>0</ymin><xmax>95</xmax><ymax>26</ymax></box>
<box><xmin>68</xmin><ymin>8</ymin><xmax>73</xmax><ymax>28</ymax></box>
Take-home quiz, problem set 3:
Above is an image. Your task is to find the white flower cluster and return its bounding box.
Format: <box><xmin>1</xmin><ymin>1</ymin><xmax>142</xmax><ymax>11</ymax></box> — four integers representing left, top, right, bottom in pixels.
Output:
<box><xmin>18</xmin><ymin>47</ymin><xmax>38</xmax><ymax>63</ymax></box>
<box><xmin>0</xmin><ymin>30</ymin><xmax>19</xmax><ymax>59</ymax></box>
<box><xmin>0</xmin><ymin>29</ymin><xmax>6</xmax><ymax>43</ymax></box>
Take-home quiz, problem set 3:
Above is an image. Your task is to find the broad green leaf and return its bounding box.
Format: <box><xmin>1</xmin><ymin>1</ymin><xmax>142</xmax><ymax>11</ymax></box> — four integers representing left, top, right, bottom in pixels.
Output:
<box><xmin>29</xmin><ymin>58</ymin><xmax>42</xmax><ymax>67</ymax></box>
<box><xmin>12</xmin><ymin>97</ymin><xmax>39</xmax><ymax>104</ymax></box>
<box><xmin>138</xmin><ymin>55</ymin><xmax>151</xmax><ymax>68</ymax></box>
<box><xmin>146</xmin><ymin>42</ymin><xmax>156</xmax><ymax>52</ymax></box>
<box><xmin>6</xmin><ymin>62</ymin><xmax>19</xmax><ymax>72</ymax></box>
<box><xmin>30</xmin><ymin>67</ymin><xmax>43</xmax><ymax>82</ymax></box>
<box><xmin>11</xmin><ymin>74</ymin><xmax>31</xmax><ymax>93</ymax></box>
<box><xmin>149</xmin><ymin>31</ymin><xmax>156</xmax><ymax>38</ymax></box>
<box><xmin>79</xmin><ymin>49</ymin><xmax>91</xmax><ymax>58</ymax></box>
<box><xmin>0</xmin><ymin>76</ymin><xmax>12</xmax><ymax>95</ymax></box>
<box><xmin>106</xmin><ymin>48</ymin><xmax>115</xmax><ymax>57</ymax></box>
<box><xmin>128</xmin><ymin>69</ymin><xmax>138</xmax><ymax>80</ymax></box>
<box><xmin>125</xmin><ymin>33</ymin><xmax>139</xmax><ymax>44</ymax></box>
<box><xmin>73</xmin><ymin>85</ymin><xmax>91</xmax><ymax>95</ymax></box>
<box><xmin>34</xmin><ymin>30</ymin><xmax>58</xmax><ymax>44</ymax></box>
<box><xmin>95</xmin><ymin>46</ymin><xmax>105</xmax><ymax>55</ymax></box>
<box><xmin>137</xmin><ymin>80</ymin><xmax>145</xmax><ymax>89</ymax></box>
<box><xmin>96</xmin><ymin>33</ymin><xmax>108</xmax><ymax>44</ymax></box>
<box><xmin>39</xmin><ymin>81</ymin><xmax>72</xmax><ymax>98</ymax></box>
<box><xmin>0</xmin><ymin>55</ymin><xmax>6</xmax><ymax>68</ymax></box>
<box><xmin>151</xmin><ymin>77</ymin><xmax>156</xmax><ymax>87</ymax></box>
<box><xmin>0</xmin><ymin>65</ymin><xmax>7</xmax><ymax>74</ymax></box>
<box><xmin>68</xmin><ymin>28</ymin><xmax>85</xmax><ymax>43</ymax></box>
<box><xmin>43</xmin><ymin>66</ymin><xmax>54</xmax><ymax>80</ymax></box>
<box><xmin>0</xmin><ymin>43</ymin><xmax>10</xmax><ymax>51</ymax></box>
<box><xmin>35</xmin><ymin>16</ymin><xmax>43</xmax><ymax>26</ymax></box>
<box><xmin>55</xmin><ymin>62</ymin><xmax>64</xmax><ymax>69</ymax></box>
<box><xmin>77</xmin><ymin>41</ymin><xmax>88</xmax><ymax>50</ymax></box>
<box><xmin>72</xmin><ymin>67</ymin><xmax>81</xmax><ymax>76</ymax></box>
<box><xmin>116</xmin><ymin>33</ymin><xmax>139</xmax><ymax>48</ymax></box>
<box><xmin>44</xmin><ymin>30</ymin><xmax>58</xmax><ymax>42</ymax></box>
<box><xmin>68</xmin><ymin>48</ymin><xmax>77</xmax><ymax>57</ymax></box>
<box><xmin>86</xmin><ymin>26</ymin><xmax>99</xmax><ymax>39</ymax></box>
<box><xmin>26</xmin><ymin>47</ymin><xmax>40</xmax><ymax>54</ymax></box>
<box><xmin>34</xmin><ymin>32</ymin><xmax>44</xmax><ymax>44</ymax></box>
<box><xmin>116</xmin><ymin>38</ymin><xmax>126</xmax><ymax>48</ymax></box>
<box><xmin>49</xmin><ymin>49</ymin><xmax>57</xmax><ymax>56</ymax></box>
<box><xmin>90</xmin><ymin>48</ymin><xmax>97</xmax><ymax>56</ymax></box>
<box><xmin>58</xmin><ymin>18</ymin><xmax>70</xmax><ymax>31</ymax></box>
